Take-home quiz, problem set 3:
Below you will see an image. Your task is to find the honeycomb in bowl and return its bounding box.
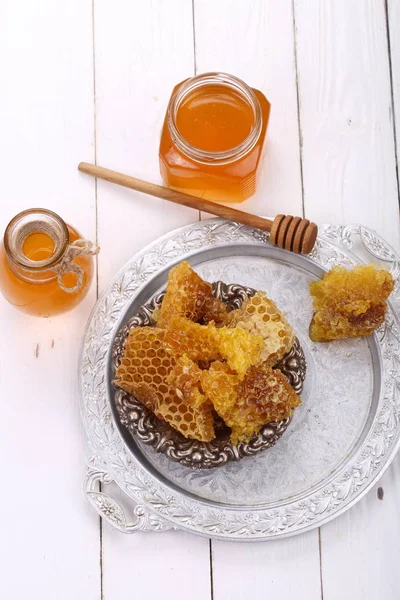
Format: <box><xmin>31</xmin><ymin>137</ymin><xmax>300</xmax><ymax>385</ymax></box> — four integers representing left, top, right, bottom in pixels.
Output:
<box><xmin>225</xmin><ymin>292</ymin><xmax>294</xmax><ymax>366</ymax></box>
<box><xmin>163</xmin><ymin>315</ymin><xmax>264</xmax><ymax>379</ymax></box>
<box><xmin>309</xmin><ymin>265</ymin><xmax>394</xmax><ymax>342</ymax></box>
<box><xmin>166</xmin><ymin>354</ymin><xmax>207</xmax><ymax>410</ymax></box>
<box><xmin>155</xmin><ymin>261</ymin><xmax>228</xmax><ymax>327</ymax></box>
<box><xmin>201</xmin><ymin>360</ymin><xmax>301</xmax><ymax>444</ymax></box>
<box><xmin>114</xmin><ymin>260</ymin><xmax>302</xmax><ymax>446</ymax></box>
<box><xmin>115</xmin><ymin>327</ymin><xmax>215</xmax><ymax>441</ymax></box>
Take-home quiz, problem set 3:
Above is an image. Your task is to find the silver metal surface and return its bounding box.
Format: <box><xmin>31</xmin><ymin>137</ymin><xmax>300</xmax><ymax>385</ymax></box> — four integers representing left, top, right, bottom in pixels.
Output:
<box><xmin>112</xmin><ymin>283</ymin><xmax>306</xmax><ymax>469</ymax></box>
<box><xmin>79</xmin><ymin>219</ymin><xmax>400</xmax><ymax>540</ymax></box>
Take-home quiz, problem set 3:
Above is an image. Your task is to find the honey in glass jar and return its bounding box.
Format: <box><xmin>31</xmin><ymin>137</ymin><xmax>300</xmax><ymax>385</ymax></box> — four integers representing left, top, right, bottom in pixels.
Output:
<box><xmin>0</xmin><ymin>209</ymin><xmax>97</xmax><ymax>317</ymax></box>
<box><xmin>159</xmin><ymin>72</ymin><xmax>270</xmax><ymax>203</ymax></box>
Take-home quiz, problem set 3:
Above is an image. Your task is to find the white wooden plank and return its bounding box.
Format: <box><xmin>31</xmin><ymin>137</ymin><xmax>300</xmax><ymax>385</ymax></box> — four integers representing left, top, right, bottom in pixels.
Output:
<box><xmin>319</xmin><ymin>460</ymin><xmax>400</xmax><ymax>600</ymax></box>
<box><xmin>0</xmin><ymin>1</ymin><xmax>99</xmax><ymax>598</ymax></box>
<box><xmin>294</xmin><ymin>0</ymin><xmax>400</xmax><ymax>249</ymax></box>
<box><xmin>194</xmin><ymin>2</ymin><xmax>321</xmax><ymax>598</ymax></box>
<box><xmin>194</xmin><ymin>0</ymin><xmax>304</xmax><ymax>219</ymax></box>
<box><xmin>93</xmin><ymin>1</ymin><xmax>211</xmax><ymax>598</ymax></box>
<box><xmin>93</xmin><ymin>0</ymin><xmax>199</xmax><ymax>292</ymax></box>
<box><xmin>212</xmin><ymin>532</ymin><xmax>321</xmax><ymax>600</ymax></box>
<box><xmin>388</xmin><ymin>0</ymin><xmax>400</xmax><ymax>192</ymax></box>
<box><xmin>294</xmin><ymin>1</ymin><xmax>400</xmax><ymax>598</ymax></box>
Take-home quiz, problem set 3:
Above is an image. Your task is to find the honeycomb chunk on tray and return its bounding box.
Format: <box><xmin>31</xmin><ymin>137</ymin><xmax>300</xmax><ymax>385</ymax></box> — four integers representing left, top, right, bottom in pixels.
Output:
<box><xmin>163</xmin><ymin>316</ymin><xmax>264</xmax><ymax>379</ymax></box>
<box><xmin>201</xmin><ymin>361</ymin><xmax>301</xmax><ymax>444</ymax></box>
<box><xmin>155</xmin><ymin>260</ymin><xmax>228</xmax><ymax>327</ymax></box>
<box><xmin>115</xmin><ymin>327</ymin><xmax>215</xmax><ymax>441</ymax></box>
<box><xmin>309</xmin><ymin>265</ymin><xmax>394</xmax><ymax>342</ymax></box>
<box><xmin>226</xmin><ymin>292</ymin><xmax>294</xmax><ymax>366</ymax></box>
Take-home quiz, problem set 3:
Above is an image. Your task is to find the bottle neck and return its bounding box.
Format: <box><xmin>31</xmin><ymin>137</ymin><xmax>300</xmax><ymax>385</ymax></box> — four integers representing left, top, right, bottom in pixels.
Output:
<box><xmin>4</xmin><ymin>209</ymin><xmax>69</xmax><ymax>284</ymax></box>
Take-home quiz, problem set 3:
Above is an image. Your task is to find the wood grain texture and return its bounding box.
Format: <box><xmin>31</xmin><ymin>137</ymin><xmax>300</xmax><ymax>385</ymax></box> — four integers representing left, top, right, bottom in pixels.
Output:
<box><xmin>0</xmin><ymin>1</ymin><xmax>100</xmax><ymax>598</ymax></box>
<box><xmin>93</xmin><ymin>2</ymin><xmax>211</xmax><ymax>598</ymax></box>
<box><xmin>194</xmin><ymin>0</ymin><xmax>303</xmax><ymax>218</ymax></box>
<box><xmin>294</xmin><ymin>0</ymin><xmax>400</xmax><ymax>249</ymax></box>
<box><xmin>194</xmin><ymin>1</ymin><xmax>321</xmax><ymax>598</ymax></box>
<box><xmin>1</xmin><ymin>1</ymin><xmax>399</xmax><ymax>599</ymax></box>
<box><xmin>212</xmin><ymin>532</ymin><xmax>321</xmax><ymax>600</ymax></box>
<box><xmin>388</xmin><ymin>0</ymin><xmax>400</xmax><ymax>198</ymax></box>
<box><xmin>294</xmin><ymin>1</ymin><xmax>400</xmax><ymax>598</ymax></box>
<box><xmin>101</xmin><ymin>485</ymin><xmax>211</xmax><ymax>600</ymax></box>
<box><xmin>319</xmin><ymin>465</ymin><xmax>400</xmax><ymax>600</ymax></box>
<box><xmin>92</xmin><ymin>0</ymin><xmax>198</xmax><ymax>292</ymax></box>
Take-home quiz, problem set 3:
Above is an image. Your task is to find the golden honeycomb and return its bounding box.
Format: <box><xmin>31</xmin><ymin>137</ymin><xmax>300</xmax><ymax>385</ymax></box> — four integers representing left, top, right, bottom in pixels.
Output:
<box><xmin>155</xmin><ymin>261</ymin><xmax>227</xmax><ymax>327</ymax></box>
<box><xmin>309</xmin><ymin>265</ymin><xmax>394</xmax><ymax>342</ymax></box>
<box><xmin>115</xmin><ymin>327</ymin><xmax>215</xmax><ymax>441</ymax></box>
<box><xmin>163</xmin><ymin>316</ymin><xmax>263</xmax><ymax>379</ymax></box>
<box><xmin>115</xmin><ymin>261</ymin><xmax>303</xmax><ymax>446</ymax></box>
<box><xmin>201</xmin><ymin>361</ymin><xmax>301</xmax><ymax>444</ymax></box>
<box><xmin>225</xmin><ymin>292</ymin><xmax>294</xmax><ymax>366</ymax></box>
<box><xmin>211</xmin><ymin>325</ymin><xmax>264</xmax><ymax>379</ymax></box>
<box><xmin>166</xmin><ymin>354</ymin><xmax>207</xmax><ymax>410</ymax></box>
<box><xmin>163</xmin><ymin>316</ymin><xmax>221</xmax><ymax>362</ymax></box>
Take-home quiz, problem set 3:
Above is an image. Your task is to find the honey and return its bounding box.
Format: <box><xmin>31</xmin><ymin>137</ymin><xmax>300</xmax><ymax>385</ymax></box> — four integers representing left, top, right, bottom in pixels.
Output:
<box><xmin>23</xmin><ymin>232</ymin><xmax>55</xmax><ymax>261</ymax></box>
<box><xmin>0</xmin><ymin>209</ymin><xmax>95</xmax><ymax>317</ymax></box>
<box><xmin>159</xmin><ymin>72</ymin><xmax>270</xmax><ymax>203</ymax></box>
<box><xmin>176</xmin><ymin>85</ymin><xmax>254</xmax><ymax>152</ymax></box>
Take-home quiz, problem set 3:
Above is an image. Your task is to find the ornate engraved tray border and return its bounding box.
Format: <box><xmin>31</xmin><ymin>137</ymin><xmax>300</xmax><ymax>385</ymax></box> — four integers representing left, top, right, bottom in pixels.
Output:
<box><xmin>80</xmin><ymin>219</ymin><xmax>400</xmax><ymax>540</ymax></box>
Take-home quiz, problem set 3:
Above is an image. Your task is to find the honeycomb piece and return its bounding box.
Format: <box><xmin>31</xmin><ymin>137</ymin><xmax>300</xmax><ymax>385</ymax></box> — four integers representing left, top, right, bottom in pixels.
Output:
<box><xmin>309</xmin><ymin>265</ymin><xmax>394</xmax><ymax>342</ymax></box>
<box><xmin>115</xmin><ymin>327</ymin><xmax>167</xmax><ymax>412</ymax></box>
<box><xmin>201</xmin><ymin>361</ymin><xmax>301</xmax><ymax>444</ymax></box>
<box><xmin>166</xmin><ymin>354</ymin><xmax>207</xmax><ymax>409</ymax></box>
<box><xmin>163</xmin><ymin>316</ymin><xmax>221</xmax><ymax>362</ymax></box>
<box><xmin>201</xmin><ymin>295</ymin><xmax>230</xmax><ymax>325</ymax></box>
<box><xmin>226</xmin><ymin>292</ymin><xmax>294</xmax><ymax>366</ymax></box>
<box><xmin>211</xmin><ymin>326</ymin><xmax>264</xmax><ymax>379</ymax></box>
<box><xmin>164</xmin><ymin>316</ymin><xmax>263</xmax><ymax>379</ymax></box>
<box><xmin>115</xmin><ymin>327</ymin><xmax>215</xmax><ymax>441</ymax></box>
<box><xmin>156</xmin><ymin>261</ymin><xmax>220</xmax><ymax>327</ymax></box>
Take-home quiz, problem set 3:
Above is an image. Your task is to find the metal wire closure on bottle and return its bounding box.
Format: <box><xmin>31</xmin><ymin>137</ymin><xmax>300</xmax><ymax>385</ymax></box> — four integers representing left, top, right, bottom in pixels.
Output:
<box><xmin>54</xmin><ymin>239</ymin><xmax>99</xmax><ymax>293</ymax></box>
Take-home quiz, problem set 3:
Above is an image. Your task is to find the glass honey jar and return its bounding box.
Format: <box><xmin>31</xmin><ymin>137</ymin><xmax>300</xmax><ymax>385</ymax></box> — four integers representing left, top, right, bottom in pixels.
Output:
<box><xmin>0</xmin><ymin>208</ymin><xmax>97</xmax><ymax>317</ymax></box>
<box><xmin>159</xmin><ymin>72</ymin><xmax>270</xmax><ymax>203</ymax></box>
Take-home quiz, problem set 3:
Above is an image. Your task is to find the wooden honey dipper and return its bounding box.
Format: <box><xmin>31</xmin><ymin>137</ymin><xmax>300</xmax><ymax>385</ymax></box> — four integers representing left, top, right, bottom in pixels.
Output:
<box><xmin>78</xmin><ymin>162</ymin><xmax>318</xmax><ymax>254</ymax></box>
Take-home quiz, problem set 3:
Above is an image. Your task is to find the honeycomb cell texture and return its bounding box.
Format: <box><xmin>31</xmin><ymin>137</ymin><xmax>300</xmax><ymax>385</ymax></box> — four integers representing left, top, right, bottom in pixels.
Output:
<box><xmin>164</xmin><ymin>316</ymin><xmax>263</xmax><ymax>378</ymax></box>
<box><xmin>114</xmin><ymin>261</ymin><xmax>302</xmax><ymax>445</ymax></box>
<box><xmin>201</xmin><ymin>361</ymin><xmax>301</xmax><ymax>444</ymax></box>
<box><xmin>115</xmin><ymin>327</ymin><xmax>215</xmax><ymax>441</ymax></box>
<box><xmin>226</xmin><ymin>291</ymin><xmax>294</xmax><ymax>366</ymax></box>
<box><xmin>309</xmin><ymin>265</ymin><xmax>394</xmax><ymax>342</ymax></box>
<box><xmin>155</xmin><ymin>261</ymin><xmax>228</xmax><ymax>327</ymax></box>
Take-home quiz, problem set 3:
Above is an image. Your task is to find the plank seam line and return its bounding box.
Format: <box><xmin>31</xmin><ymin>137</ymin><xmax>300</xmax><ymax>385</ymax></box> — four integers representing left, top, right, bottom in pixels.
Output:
<box><xmin>191</xmin><ymin>0</ymin><xmax>202</xmax><ymax>223</ymax></box>
<box><xmin>209</xmin><ymin>539</ymin><xmax>214</xmax><ymax>600</ymax></box>
<box><xmin>318</xmin><ymin>528</ymin><xmax>324</xmax><ymax>600</ymax></box>
<box><xmin>291</xmin><ymin>0</ymin><xmax>305</xmax><ymax>219</ymax></box>
<box><xmin>92</xmin><ymin>0</ymin><xmax>99</xmax><ymax>299</ymax></box>
<box><xmin>192</xmin><ymin>0</ymin><xmax>197</xmax><ymax>76</ymax></box>
<box><xmin>91</xmin><ymin>2</ymin><xmax>103</xmax><ymax>598</ymax></box>
<box><xmin>384</xmin><ymin>0</ymin><xmax>400</xmax><ymax>206</ymax></box>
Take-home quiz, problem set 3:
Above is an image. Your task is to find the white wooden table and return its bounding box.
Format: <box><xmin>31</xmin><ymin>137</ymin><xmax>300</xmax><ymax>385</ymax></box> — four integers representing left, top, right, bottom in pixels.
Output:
<box><xmin>1</xmin><ymin>1</ymin><xmax>400</xmax><ymax>598</ymax></box>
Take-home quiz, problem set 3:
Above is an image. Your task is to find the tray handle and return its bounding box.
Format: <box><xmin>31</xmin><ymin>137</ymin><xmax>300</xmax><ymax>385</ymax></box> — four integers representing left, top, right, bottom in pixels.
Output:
<box><xmin>85</xmin><ymin>458</ymin><xmax>173</xmax><ymax>534</ymax></box>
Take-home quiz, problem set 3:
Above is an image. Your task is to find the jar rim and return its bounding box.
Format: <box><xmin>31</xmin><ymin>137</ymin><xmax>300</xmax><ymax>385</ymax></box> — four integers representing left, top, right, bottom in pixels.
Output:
<box><xmin>4</xmin><ymin>208</ymin><xmax>69</xmax><ymax>271</ymax></box>
<box><xmin>167</xmin><ymin>72</ymin><xmax>263</xmax><ymax>165</ymax></box>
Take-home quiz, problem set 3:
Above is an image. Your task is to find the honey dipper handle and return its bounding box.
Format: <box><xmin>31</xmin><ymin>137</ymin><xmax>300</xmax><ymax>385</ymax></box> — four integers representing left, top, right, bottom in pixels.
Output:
<box><xmin>78</xmin><ymin>162</ymin><xmax>317</xmax><ymax>254</ymax></box>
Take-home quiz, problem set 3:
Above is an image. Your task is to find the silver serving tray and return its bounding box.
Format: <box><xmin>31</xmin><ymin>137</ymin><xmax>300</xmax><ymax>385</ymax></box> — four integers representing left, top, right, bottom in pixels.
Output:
<box><xmin>80</xmin><ymin>219</ymin><xmax>400</xmax><ymax>540</ymax></box>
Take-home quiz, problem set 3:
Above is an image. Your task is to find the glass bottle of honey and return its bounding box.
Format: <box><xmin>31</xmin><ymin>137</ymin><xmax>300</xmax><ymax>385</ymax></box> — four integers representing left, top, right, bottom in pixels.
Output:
<box><xmin>0</xmin><ymin>208</ymin><xmax>97</xmax><ymax>317</ymax></box>
<box><xmin>159</xmin><ymin>72</ymin><xmax>270</xmax><ymax>203</ymax></box>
